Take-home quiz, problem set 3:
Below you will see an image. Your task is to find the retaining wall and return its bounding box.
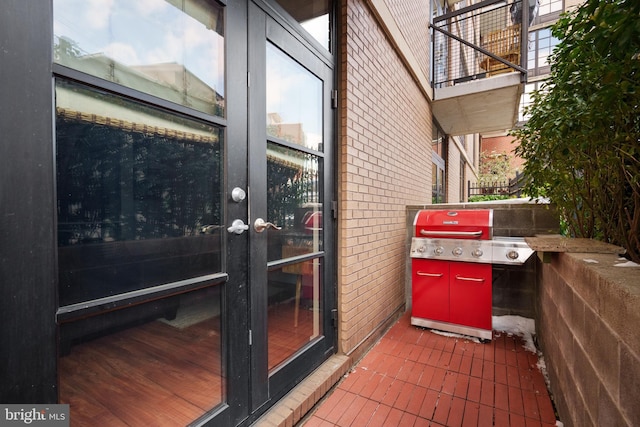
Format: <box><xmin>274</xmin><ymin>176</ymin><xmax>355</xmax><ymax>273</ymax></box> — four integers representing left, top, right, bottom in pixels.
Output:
<box><xmin>538</xmin><ymin>252</ymin><xmax>640</xmax><ymax>427</ymax></box>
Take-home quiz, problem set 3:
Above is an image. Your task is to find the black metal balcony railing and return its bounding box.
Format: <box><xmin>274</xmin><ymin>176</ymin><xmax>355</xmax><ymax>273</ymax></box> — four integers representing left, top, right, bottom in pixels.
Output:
<box><xmin>432</xmin><ymin>0</ymin><xmax>529</xmax><ymax>88</ymax></box>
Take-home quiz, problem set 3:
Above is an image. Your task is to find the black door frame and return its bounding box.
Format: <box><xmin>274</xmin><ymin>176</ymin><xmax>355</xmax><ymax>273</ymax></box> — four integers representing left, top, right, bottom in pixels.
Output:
<box><xmin>224</xmin><ymin>0</ymin><xmax>251</xmax><ymax>425</ymax></box>
<box><xmin>246</xmin><ymin>0</ymin><xmax>337</xmax><ymax>419</ymax></box>
<box><xmin>0</xmin><ymin>0</ymin><xmax>57</xmax><ymax>403</ymax></box>
<box><xmin>0</xmin><ymin>1</ymin><xmax>336</xmax><ymax>425</ymax></box>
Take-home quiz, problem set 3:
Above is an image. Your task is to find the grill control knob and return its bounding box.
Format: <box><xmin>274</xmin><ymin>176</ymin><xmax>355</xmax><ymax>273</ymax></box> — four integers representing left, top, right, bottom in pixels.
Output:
<box><xmin>452</xmin><ymin>247</ymin><xmax>463</xmax><ymax>257</ymax></box>
<box><xmin>472</xmin><ymin>249</ymin><xmax>483</xmax><ymax>258</ymax></box>
<box><xmin>507</xmin><ymin>250</ymin><xmax>520</xmax><ymax>260</ymax></box>
<box><xmin>434</xmin><ymin>246</ymin><xmax>445</xmax><ymax>255</ymax></box>
<box><xmin>417</xmin><ymin>245</ymin><xmax>426</xmax><ymax>253</ymax></box>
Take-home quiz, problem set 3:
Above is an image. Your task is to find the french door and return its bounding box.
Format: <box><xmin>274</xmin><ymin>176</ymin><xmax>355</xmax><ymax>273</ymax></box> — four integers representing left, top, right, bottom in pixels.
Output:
<box><xmin>50</xmin><ymin>0</ymin><xmax>334</xmax><ymax>425</ymax></box>
<box><xmin>244</xmin><ymin>1</ymin><xmax>336</xmax><ymax>415</ymax></box>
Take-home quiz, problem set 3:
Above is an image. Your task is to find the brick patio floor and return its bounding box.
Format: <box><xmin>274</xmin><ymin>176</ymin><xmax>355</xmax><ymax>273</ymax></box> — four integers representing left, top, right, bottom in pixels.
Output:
<box><xmin>301</xmin><ymin>311</ymin><xmax>558</xmax><ymax>426</ymax></box>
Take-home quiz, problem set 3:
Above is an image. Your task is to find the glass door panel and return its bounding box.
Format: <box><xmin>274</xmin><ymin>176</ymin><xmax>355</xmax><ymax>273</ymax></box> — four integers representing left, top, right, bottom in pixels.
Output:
<box><xmin>248</xmin><ymin>3</ymin><xmax>334</xmax><ymax>411</ymax></box>
<box><xmin>266</xmin><ymin>142</ymin><xmax>322</xmax><ymax>261</ymax></box>
<box><xmin>268</xmin><ymin>259</ymin><xmax>323</xmax><ymax>370</ymax></box>
<box><xmin>53</xmin><ymin>0</ymin><xmax>225</xmax><ymax>117</ymax></box>
<box><xmin>55</xmin><ymin>80</ymin><xmax>224</xmax><ymax>305</ymax></box>
<box><xmin>54</xmin><ymin>52</ymin><xmax>227</xmax><ymax>425</ymax></box>
<box><xmin>266</xmin><ymin>143</ymin><xmax>323</xmax><ymax>371</ymax></box>
<box><xmin>265</xmin><ymin>40</ymin><xmax>325</xmax><ymax>374</ymax></box>
<box><xmin>272</xmin><ymin>0</ymin><xmax>333</xmax><ymax>51</ymax></box>
<box><xmin>58</xmin><ymin>285</ymin><xmax>224</xmax><ymax>426</ymax></box>
<box><xmin>266</xmin><ymin>43</ymin><xmax>323</xmax><ymax>150</ymax></box>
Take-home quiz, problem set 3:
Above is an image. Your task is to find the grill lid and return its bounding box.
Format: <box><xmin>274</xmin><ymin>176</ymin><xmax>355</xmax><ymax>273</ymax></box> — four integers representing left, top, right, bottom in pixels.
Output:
<box><xmin>414</xmin><ymin>209</ymin><xmax>493</xmax><ymax>240</ymax></box>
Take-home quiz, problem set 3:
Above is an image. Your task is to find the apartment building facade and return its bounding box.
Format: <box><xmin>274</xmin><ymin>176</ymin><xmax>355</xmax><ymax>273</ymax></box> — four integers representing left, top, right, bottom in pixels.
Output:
<box><xmin>481</xmin><ymin>0</ymin><xmax>584</xmax><ymax>183</ymax></box>
<box><xmin>1</xmin><ymin>0</ymin><xmax>524</xmax><ymax>425</ymax></box>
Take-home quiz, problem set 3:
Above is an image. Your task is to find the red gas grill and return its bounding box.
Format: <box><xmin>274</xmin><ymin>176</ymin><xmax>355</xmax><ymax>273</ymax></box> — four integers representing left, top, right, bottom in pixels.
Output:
<box><xmin>410</xmin><ymin>209</ymin><xmax>534</xmax><ymax>340</ymax></box>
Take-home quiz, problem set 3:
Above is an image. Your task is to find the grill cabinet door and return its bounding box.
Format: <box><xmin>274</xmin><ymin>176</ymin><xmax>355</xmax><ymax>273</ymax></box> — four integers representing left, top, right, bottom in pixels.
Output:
<box><xmin>412</xmin><ymin>259</ymin><xmax>449</xmax><ymax>322</ymax></box>
<box><xmin>449</xmin><ymin>262</ymin><xmax>492</xmax><ymax>330</ymax></box>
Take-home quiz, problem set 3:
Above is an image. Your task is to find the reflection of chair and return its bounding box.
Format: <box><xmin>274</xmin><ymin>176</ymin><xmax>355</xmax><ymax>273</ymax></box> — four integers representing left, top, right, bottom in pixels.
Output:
<box><xmin>282</xmin><ymin>245</ymin><xmax>313</xmax><ymax>327</ymax></box>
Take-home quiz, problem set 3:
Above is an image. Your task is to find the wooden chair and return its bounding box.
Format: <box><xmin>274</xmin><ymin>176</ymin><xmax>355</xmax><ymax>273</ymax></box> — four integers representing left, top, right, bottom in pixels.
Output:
<box><xmin>282</xmin><ymin>245</ymin><xmax>313</xmax><ymax>327</ymax></box>
<box><xmin>479</xmin><ymin>24</ymin><xmax>521</xmax><ymax>76</ymax></box>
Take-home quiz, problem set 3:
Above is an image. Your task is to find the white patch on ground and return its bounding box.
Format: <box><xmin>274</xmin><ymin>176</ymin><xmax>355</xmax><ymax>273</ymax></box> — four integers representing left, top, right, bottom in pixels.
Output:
<box><xmin>582</xmin><ymin>258</ymin><xmax>599</xmax><ymax>264</ymax></box>
<box><xmin>492</xmin><ymin>315</ymin><xmax>537</xmax><ymax>353</ymax></box>
<box><xmin>614</xmin><ymin>260</ymin><xmax>639</xmax><ymax>267</ymax></box>
<box><xmin>493</xmin><ymin>315</ymin><xmax>555</xmax><ymax>396</ymax></box>
<box><xmin>429</xmin><ymin>329</ymin><xmax>481</xmax><ymax>343</ymax></box>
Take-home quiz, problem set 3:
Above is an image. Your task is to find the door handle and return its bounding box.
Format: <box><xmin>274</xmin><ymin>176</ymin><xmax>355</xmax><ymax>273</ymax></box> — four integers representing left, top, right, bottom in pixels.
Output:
<box><xmin>227</xmin><ymin>219</ymin><xmax>249</xmax><ymax>234</ymax></box>
<box><xmin>420</xmin><ymin>230</ymin><xmax>483</xmax><ymax>238</ymax></box>
<box><xmin>455</xmin><ymin>275</ymin><xmax>485</xmax><ymax>282</ymax></box>
<box><xmin>254</xmin><ymin>218</ymin><xmax>282</xmax><ymax>233</ymax></box>
<box><xmin>416</xmin><ymin>272</ymin><xmax>444</xmax><ymax>277</ymax></box>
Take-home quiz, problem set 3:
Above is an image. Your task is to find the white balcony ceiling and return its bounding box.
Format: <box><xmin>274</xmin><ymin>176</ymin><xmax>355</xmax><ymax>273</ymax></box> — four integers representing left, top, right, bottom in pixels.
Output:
<box><xmin>432</xmin><ymin>72</ymin><xmax>524</xmax><ymax>136</ymax></box>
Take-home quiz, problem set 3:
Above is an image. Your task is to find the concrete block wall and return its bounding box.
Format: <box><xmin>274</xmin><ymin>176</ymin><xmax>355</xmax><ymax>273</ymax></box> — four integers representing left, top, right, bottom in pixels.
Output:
<box><xmin>538</xmin><ymin>252</ymin><xmax>640</xmax><ymax>427</ymax></box>
<box><xmin>406</xmin><ymin>201</ymin><xmax>560</xmax><ymax>318</ymax></box>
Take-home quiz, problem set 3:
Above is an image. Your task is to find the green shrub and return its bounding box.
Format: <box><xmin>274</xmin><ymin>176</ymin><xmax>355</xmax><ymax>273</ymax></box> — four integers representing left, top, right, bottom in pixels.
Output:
<box><xmin>511</xmin><ymin>0</ymin><xmax>640</xmax><ymax>262</ymax></box>
<box><xmin>468</xmin><ymin>195</ymin><xmax>511</xmax><ymax>203</ymax></box>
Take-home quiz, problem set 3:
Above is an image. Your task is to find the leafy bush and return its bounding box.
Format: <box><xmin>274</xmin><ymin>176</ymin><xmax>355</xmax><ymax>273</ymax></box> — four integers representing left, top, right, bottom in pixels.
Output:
<box><xmin>468</xmin><ymin>195</ymin><xmax>511</xmax><ymax>203</ymax></box>
<box><xmin>478</xmin><ymin>150</ymin><xmax>513</xmax><ymax>186</ymax></box>
<box><xmin>511</xmin><ymin>0</ymin><xmax>640</xmax><ymax>262</ymax></box>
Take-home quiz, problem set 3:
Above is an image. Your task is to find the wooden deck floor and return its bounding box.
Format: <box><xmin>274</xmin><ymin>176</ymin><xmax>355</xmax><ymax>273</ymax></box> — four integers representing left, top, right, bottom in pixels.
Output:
<box><xmin>59</xmin><ymin>315</ymin><xmax>223</xmax><ymax>426</ymax></box>
<box><xmin>59</xmin><ymin>298</ymin><xmax>313</xmax><ymax>426</ymax></box>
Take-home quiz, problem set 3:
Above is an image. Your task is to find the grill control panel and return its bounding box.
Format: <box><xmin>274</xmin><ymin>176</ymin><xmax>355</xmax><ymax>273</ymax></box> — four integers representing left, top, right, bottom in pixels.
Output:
<box><xmin>410</xmin><ymin>237</ymin><xmax>534</xmax><ymax>265</ymax></box>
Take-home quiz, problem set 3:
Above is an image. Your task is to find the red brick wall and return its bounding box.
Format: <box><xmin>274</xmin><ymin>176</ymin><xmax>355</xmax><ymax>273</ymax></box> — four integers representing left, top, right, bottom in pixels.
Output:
<box><xmin>481</xmin><ymin>135</ymin><xmax>524</xmax><ymax>176</ymax></box>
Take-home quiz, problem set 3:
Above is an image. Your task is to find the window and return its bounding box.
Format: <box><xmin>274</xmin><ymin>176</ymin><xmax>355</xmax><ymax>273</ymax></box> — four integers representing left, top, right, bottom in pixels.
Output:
<box><xmin>432</xmin><ymin>122</ymin><xmax>445</xmax><ymax>158</ymax></box>
<box><xmin>538</xmin><ymin>0</ymin><xmax>563</xmax><ymax>17</ymax></box>
<box><xmin>527</xmin><ymin>27</ymin><xmax>559</xmax><ymax>77</ymax></box>
<box><xmin>532</xmin><ymin>0</ymin><xmax>563</xmax><ymax>25</ymax></box>
<box><xmin>460</xmin><ymin>159</ymin><xmax>466</xmax><ymax>202</ymax></box>
<box><xmin>519</xmin><ymin>81</ymin><xmax>546</xmax><ymax>122</ymax></box>
<box><xmin>432</xmin><ymin>160</ymin><xmax>446</xmax><ymax>204</ymax></box>
<box><xmin>432</xmin><ymin>120</ymin><xmax>447</xmax><ymax>203</ymax></box>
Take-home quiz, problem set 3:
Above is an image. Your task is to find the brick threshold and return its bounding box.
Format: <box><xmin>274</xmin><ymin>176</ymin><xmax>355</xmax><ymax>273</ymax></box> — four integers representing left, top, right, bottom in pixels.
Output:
<box><xmin>253</xmin><ymin>354</ymin><xmax>351</xmax><ymax>426</ymax></box>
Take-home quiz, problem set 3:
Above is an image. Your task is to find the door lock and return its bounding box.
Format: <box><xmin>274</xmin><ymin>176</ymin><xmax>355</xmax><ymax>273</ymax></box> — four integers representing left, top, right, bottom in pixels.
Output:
<box><xmin>227</xmin><ymin>219</ymin><xmax>249</xmax><ymax>234</ymax></box>
<box><xmin>231</xmin><ymin>187</ymin><xmax>246</xmax><ymax>203</ymax></box>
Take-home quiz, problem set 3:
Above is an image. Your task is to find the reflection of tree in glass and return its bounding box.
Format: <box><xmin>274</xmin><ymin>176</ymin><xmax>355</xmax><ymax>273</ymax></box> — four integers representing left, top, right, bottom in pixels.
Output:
<box><xmin>56</xmin><ymin>117</ymin><xmax>222</xmax><ymax>246</ymax></box>
<box><xmin>266</xmin><ymin>147</ymin><xmax>318</xmax><ymax>229</ymax></box>
<box><xmin>54</xmin><ymin>36</ymin><xmax>82</xmax><ymax>62</ymax></box>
